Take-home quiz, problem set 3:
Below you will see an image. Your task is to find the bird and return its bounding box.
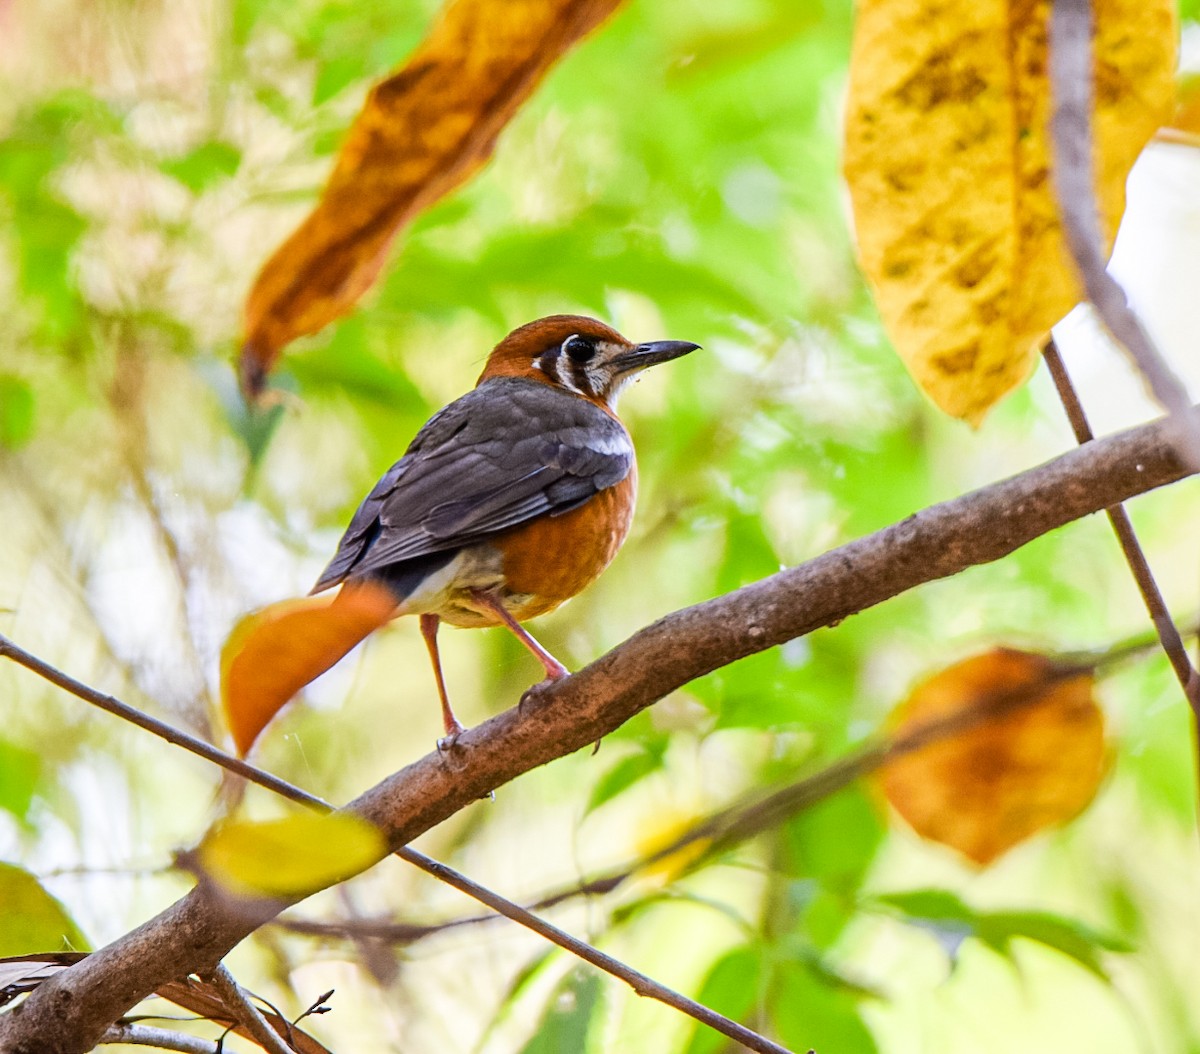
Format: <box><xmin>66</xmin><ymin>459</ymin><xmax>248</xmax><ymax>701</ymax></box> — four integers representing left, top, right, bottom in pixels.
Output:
<box><xmin>303</xmin><ymin>314</ymin><xmax>700</xmax><ymax>740</ymax></box>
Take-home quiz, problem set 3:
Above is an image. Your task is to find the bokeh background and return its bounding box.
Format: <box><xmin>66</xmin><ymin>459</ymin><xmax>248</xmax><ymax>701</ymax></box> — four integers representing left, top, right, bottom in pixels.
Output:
<box><xmin>2</xmin><ymin>0</ymin><xmax>1200</xmax><ymax>1051</ymax></box>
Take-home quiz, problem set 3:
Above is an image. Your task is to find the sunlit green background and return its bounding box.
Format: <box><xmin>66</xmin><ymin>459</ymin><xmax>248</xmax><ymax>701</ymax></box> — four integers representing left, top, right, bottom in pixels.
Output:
<box><xmin>2</xmin><ymin>1</ymin><xmax>1200</xmax><ymax>1051</ymax></box>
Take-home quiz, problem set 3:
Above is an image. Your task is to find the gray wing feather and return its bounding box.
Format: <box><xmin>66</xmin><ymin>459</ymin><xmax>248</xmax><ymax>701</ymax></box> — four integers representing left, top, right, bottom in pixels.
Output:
<box><xmin>311</xmin><ymin>378</ymin><xmax>633</xmax><ymax>593</ymax></box>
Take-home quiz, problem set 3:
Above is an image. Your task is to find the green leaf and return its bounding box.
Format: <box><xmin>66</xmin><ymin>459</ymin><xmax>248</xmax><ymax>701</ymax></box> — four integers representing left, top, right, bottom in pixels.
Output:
<box><xmin>783</xmin><ymin>785</ymin><xmax>884</xmax><ymax>887</ymax></box>
<box><xmin>683</xmin><ymin>946</ymin><xmax>765</xmax><ymax>1054</ymax></box>
<box><xmin>161</xmin><ymin>141</ymin><xmax>242</xmax><ymax>193</ymax></box>
<box><xmin>0</xmin><ymin>863</ymin><xmax>88</xmax><ymax>955</ymax></box>
<box><xmin>0</xmin><ymin>92</ymin><xmax>112</xmax><ymax>344</ymax></box>
<box><xmin>313</xmin><ymin>55</ymin><xmax>369</xmax><ymax>105</ymax></box>
<box><xmin>0</xmin><ymin>377</ymin><xmax>35</xmax><ymax>448</ymax></box>
<box><xmin>518</xmin><ymin>970</ymin><xmax>601</xmax><ymax>1054</ymax></box>
<box><xmin>0</xmin><ymin>740</ymin><xmax>41</xmax><ymax>824</ymax></box>
<box><xmin>772</xmin><ymin>960</ymin><xmax>878</xmax><ymax>1054</ymax></box>
<box><xmin>877</xmin><ymin>890</ymin><xmax>1130</xmax><ymax>981</ymax></box>
<box><xmin>482</xmin><ymin>947</ymin><xmax>560</xmax><ymax>1041</ymax></box>
<box><xmin>877</xmin><ymin>888</ymin><xmax>975</xmax><ymax>924</ymax></box>
<box><xmin>290</xmin><ymin>318</ymin><xmax>425</xmax><ymax>407</ymax></box>
<box><xmin>976</xmin><ymin>911</ymin><xmax>1132</xmax><ymax>981</ymax></box>
<box><xmin>584</xmin><ymin>747</ymin><xmax>665</xmax><ymax>816</ymax></box>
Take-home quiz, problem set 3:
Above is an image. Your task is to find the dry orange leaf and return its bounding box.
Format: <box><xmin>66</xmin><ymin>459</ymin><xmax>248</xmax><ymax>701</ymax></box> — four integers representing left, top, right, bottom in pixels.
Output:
<box><xmin>240</xmin><ymin>0</ymin><xmax>625</xmax><ymax>396</ymax></box>
<box><xmin>878</xmin><ymin>649</ymin><xmax>1106</xmax><ymax>865</ymax></box>
<box><xmin>843</xmin><ymin>0</ymin><xmax>1176</xmax><ymax>424</ymax></box>
<box><xmin>220</xmin><ymin>583</ymin><xmax>396</xmax><ymax>755</ymax></box>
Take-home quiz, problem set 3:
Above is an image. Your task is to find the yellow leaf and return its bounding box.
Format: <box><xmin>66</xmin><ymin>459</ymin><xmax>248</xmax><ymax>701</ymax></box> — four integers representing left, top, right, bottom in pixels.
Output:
<box><xmin>1171</xmin><ymin>74</ymin><xmax>1200</xmax><ymax>136</ymax></box>
<box><xmin>240</xmin><ymin>0</ymin><xmax>625</xmax><ymax>396</ymax></box>
<box><xmin>878</xmin><ymin>649</ymin><xmax>1107</xmax><ymax>865</ymax></box>
<box><xmin>196</xmin><ymin>813</ymin><xmax>387</xmax><ymax>899</ymax></box>
<box><xmin>220</xmin><ymin>583</ymin><xmax>396</xmax><ymax>755</ymax></box>
<box><xmin>0</xmin><ymin>863</ymin><xmax>89</xmax><ymax>954</ymax></box>
<box><xmin>632</xmin><ymin>807</ymin><xmax>711</xmax><ymax>888</ymax></box>
<box><xmin>843</xmin><ymin>0</ymin><xmax>1176</xmax><ymax>423</ymax></box>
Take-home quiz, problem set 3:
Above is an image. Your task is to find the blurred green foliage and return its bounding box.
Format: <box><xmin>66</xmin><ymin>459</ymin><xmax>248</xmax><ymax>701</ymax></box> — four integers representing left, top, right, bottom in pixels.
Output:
<box><xmin>0</xmin><ymin>0</ymin><xmax>1198</xmax><ymax>1051</ymax></box>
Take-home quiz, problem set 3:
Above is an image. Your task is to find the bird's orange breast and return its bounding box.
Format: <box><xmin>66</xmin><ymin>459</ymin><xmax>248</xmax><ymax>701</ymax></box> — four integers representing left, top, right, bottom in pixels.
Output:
<box><xmin>491</xmin><ymin>467</ymin><xmax>638</xmax><ymax>619</ymax></box>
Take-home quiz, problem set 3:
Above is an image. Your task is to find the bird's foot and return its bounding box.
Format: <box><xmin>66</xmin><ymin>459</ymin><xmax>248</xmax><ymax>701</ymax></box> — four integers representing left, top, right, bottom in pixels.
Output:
<box><xmin>436</xmin><ymin>718</ymin><xmax>467</xmax><ymax>754</ymax></box>
<box><xmin>518</xmin><ymin>674</ymin><xmax>563</xmax><ymax>713</ymax></box>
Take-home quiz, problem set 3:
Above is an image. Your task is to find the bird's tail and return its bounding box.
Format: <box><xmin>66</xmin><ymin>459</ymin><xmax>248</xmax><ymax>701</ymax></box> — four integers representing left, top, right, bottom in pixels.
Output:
<box><xmin>220</xmin><ymin>581</ymin><xmax>398</xmax><ymax>755</ymax></box>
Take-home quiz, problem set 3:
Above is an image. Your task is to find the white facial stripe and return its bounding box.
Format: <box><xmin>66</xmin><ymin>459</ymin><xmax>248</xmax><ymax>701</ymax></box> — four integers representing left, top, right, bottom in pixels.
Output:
<box><xmin>554</xmin><ymin>354</ymin><xmax>585</xmax><ymax>395</ymax></box>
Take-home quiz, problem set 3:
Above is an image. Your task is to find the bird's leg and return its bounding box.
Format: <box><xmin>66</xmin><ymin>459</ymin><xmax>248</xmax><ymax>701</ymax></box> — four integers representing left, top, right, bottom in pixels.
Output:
<box><xmin>419</xmin><ymin>613</ymin><xmax>465</xmax><ymax>742</ymax></box>
<box><xmin>467</xmin><ymin>590</ymin><xmax>569</xmax><ymax>680</ymax></box>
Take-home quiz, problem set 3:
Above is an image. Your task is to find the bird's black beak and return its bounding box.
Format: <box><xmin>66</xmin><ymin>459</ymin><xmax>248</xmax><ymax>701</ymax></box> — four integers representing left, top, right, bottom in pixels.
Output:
<box><xmin>612</xmin><ymin>339</ymin><xmax>701</xmax><ymax>375</ymax></box>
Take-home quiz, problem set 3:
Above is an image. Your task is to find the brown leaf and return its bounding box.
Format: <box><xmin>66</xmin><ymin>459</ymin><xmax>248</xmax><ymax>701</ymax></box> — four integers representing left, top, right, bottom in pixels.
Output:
<box><xmin>240</xmin><ymin>0</ymin><xmax>625</xmax><ymax>397</ymax></box>
<box><xmin>878</xmin><ymin>649</ymin><xmax>1107</xmax><ymax>865</ymax></box>
<box><xmin>220</xmin><ymin>583</ymin><xmax>397</xmax><ymax>755</ymax></box>
<box><xmin>0</xmin><ymin>952</ymin><xmax>86</xmax><ymax>1009</ymax></box>
<box><xmin>843</xmin><ymin>0</ymin><xmax>1176</xmax><ymax>423</ymax></box>
<box><xmin>0</xmin><ymin>954</ymin><xmax>333</xmax><ymax>1053</ymax></box>
<box><xmin>157</xmin><ymin>975</ymin><xmax>334</xmax><ymax>1054</ymax></box>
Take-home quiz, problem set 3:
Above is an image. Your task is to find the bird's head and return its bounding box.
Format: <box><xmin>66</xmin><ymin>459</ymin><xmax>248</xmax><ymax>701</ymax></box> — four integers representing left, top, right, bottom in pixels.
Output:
<box><xmin>478</xmin><ymin>315</ymin><xmax>700</xmax><ymax>410</ymax></box>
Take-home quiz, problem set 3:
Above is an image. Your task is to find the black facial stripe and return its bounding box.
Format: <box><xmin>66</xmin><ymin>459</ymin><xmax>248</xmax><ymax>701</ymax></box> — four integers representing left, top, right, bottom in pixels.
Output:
<box><xmin>535</xmin><ymin>345</ymin><xmax>596</xmax><ymax>395</ymax></box>
<box><xmin>567</xmin><ymin>355</ymin><xmax>595</xmax><ymax>396</ymax></box>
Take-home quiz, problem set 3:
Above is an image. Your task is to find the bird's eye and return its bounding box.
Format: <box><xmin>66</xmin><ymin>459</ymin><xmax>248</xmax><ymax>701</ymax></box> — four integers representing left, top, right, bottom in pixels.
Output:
<box><xmin>562</xmin><ymin>334</ymin><xmax>595</xmax><ymax>363</ymax></box>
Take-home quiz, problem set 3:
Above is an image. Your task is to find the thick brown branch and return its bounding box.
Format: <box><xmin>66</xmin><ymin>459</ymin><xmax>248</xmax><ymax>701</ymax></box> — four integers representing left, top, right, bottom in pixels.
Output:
<box><xmin>1</xmin><ymin>408</ymin><xmax>1195</xmax><ymax>1053</ymax></box>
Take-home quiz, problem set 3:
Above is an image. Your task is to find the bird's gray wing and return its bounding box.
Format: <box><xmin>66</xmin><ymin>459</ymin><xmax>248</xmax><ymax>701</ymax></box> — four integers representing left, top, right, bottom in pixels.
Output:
<box><xmin>311</xmin><ymin>378</ymin><xmax>633</xmax><ymax>593</ymax></box>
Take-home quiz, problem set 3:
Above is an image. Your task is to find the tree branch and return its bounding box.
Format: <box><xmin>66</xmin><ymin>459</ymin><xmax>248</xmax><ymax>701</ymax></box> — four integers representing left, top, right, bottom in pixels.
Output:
<box><xmin>204</xmin><ymin>965</ymin><xmax>291</xmax><ymax>1054</ymax></box>
<box><xmin>98</xmin><ymin>1023</ymin><xmax>219</xmax><ymax>1053</ymax></box>
<box><xmin>1047</xmin><ymin>0</ymin><xmax>1200</xmax><ymax>465</ymax></box>
<box><xmin>0</xmin><ymin>640</ymin><xmax>796</xmax><ymax>1054</ymax></box>
<box><xmin>279</xmin><ymin>618</ymin><xmax>1194</xmax><ymax>945</ymax></box>
<box><xmin>1</xmin><ymin>407</ymin><xmax>1195</xmax><ymax>1053</ymax></box>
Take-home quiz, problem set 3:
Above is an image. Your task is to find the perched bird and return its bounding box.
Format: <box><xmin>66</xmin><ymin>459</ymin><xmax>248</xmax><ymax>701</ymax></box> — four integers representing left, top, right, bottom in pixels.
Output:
<box><xmin>304</xmin><ymin>315</ymin><xmax>699</xmax><ymax>738</ymax></box>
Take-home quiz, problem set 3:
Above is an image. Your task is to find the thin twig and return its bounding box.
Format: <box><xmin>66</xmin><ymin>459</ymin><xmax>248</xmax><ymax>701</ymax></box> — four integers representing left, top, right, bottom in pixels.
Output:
<box><xmin>1047</xmin><ymin>0</ymin><xmax>1200</xmax><ymax>467</ymax></box>
<box><xmin>205</xmin><ymin>964</ymin><xmax>292</xmax><ymax>1054</ymax></box>
<box><xmin>1042</xmin><ymin>341</ymin><xmax>1200</xmax><ymax>711</ymax></box>
<box><xmin>99</xmin><ymin>1022</ymin><xmax>218</xmax><ymax>1053</ymax></box>
<box><xmin>0</xmin><ymin>634</ymin><xmax>795</xmax><ymax>1054</ymax></box>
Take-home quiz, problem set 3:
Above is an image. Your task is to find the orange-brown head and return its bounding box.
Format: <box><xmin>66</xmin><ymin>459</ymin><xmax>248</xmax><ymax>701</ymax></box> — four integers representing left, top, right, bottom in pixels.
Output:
<box><xmin>478</xmin><ymin>315</ymin><xmax>699</xmax><ymax>411</ymax></box>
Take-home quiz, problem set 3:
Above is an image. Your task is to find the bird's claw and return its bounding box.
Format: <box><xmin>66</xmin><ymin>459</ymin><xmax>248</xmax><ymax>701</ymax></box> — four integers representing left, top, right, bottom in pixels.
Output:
<box><xmin>518</xmin><ymin>677</ymin><xmax>557</xmax><ymax>713</ymax></box>
<box><xmin>436</xmin><ymin>723</ymin><xmax>466</xmax><ymax>754</ymax></box>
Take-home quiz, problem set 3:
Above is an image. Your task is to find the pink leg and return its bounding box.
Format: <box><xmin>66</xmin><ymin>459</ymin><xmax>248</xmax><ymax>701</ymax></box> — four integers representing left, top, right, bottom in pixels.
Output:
<box><xmin>468</xmin><ymin>590</ymin><xmax>569</xmax><ymax>680</ymax></box>
<box><xmin>419</xmin><ymin>613</ymin><xmax>465</xmax><ymax>737</ymax></box>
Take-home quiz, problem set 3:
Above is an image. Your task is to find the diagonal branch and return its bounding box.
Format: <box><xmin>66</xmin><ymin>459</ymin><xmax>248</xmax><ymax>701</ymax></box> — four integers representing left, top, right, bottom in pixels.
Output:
<box><xmin>1047</xmin><ymin>0</ymin><xmax>1200</xmax><ymax>466</ymax></box>
<box><xmin>1042</xmin><ymin>341</ymin><xmax>1200</xmax><ymax>790</ymax></box>
<box><xmin>281</xmin><ymin>619</ymin><xmax>1196</xmax><ymax>946</ymax></box>
<box><xmin>0</xmin><ymin>407</ymin><xmax>1196</xmax><ymax>1054</ymax></box>
<box><xmin>204</xmin><ymin>965</ymin><xmax>291</xmax><ymax>1054</ymax></box>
